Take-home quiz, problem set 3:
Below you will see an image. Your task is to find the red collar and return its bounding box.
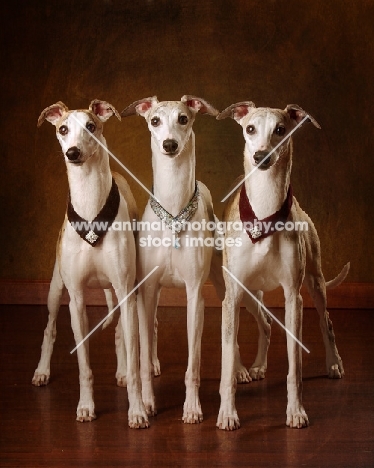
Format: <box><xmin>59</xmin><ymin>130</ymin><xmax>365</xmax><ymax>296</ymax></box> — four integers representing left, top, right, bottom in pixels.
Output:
<box><xmin>239</xmin><ymin>184</ymin><xmax>293</xmax><ymax>243</ymax></box>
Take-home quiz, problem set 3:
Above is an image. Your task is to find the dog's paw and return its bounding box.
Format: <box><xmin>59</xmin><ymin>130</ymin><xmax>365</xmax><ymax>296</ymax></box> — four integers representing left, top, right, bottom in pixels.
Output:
<box><xmin>286</xmin><ymin>406</ymin><xmax>309</xmax><ymax>429</ymax></box>
<box><xmin>182</xmin><ymin>400</ymin><xmax>203</xmax><ymax>424</ymax></box>
<box><xmin>152</xmin><ymin>358</ymin><xmax>161</xmax><ymax>377</ymax></box>
<box><xmin>32</xmin><ymin>372</ymin><xmax>50</xmax><ymax>386</ymax></box>
<box><xmin>216</xmin><ymin>409</ymin><xmax>240</xmax><ymax>431</ymax></box>
<box><xmin>116</xmin><ymin>373</ymin><xmax>127</xmax><ymax>387</ymax></box>
<box><xmin>328</xmin><ymin>361</ymin><xmax>344</xmax><ymax>379</ymax></box>
<box><xmin>182</xmin><ymin>411</ymin><xmax>203</xmax><ymax>424</ymax></box>
<box><xmin>235</xmin><ymin>365</ymin><xmax>252</xmax><ymax>383</ymax></box>
<box><xmin>76</xmin><ymin>404</ymin><xmax>96</xmax><ymax>422</ymax></box>
<box><xmin>128</xmin><ymin>411</ymin><xmax>149</xmax><ymax>429</ymax></box>
<box><xmin>248</xmin><ymin>365</ymin><xmax>267</xmax><ymax>381</ymax></box>
<box><xmin>143</xmin><ymin>396</ymin><xmax>157</xmax><ymax>417</ymax></box>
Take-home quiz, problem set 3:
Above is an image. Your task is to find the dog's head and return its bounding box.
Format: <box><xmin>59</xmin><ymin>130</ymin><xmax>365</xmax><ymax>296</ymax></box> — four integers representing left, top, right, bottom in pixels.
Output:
<box><xmin>217</xmin><ymin>102</ymin><xmax>320</xmax><ymax>170</ymax></box>
<box><xmin>121</xmin><ymin>96</ymin><xmax>218</xmax><ymax>157</ymax></box>
<box><xmin>37</xmin><ymin>100</ymin><xmax>121</xmax><ymax>165</ymax></box>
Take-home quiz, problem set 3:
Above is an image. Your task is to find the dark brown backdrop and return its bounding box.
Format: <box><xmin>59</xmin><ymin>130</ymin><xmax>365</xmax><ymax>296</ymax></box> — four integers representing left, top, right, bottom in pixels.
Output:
<box><xmin>1</xmin><ymin>0</ymin><xmax>373</xmax><ymax>282</ymax></box>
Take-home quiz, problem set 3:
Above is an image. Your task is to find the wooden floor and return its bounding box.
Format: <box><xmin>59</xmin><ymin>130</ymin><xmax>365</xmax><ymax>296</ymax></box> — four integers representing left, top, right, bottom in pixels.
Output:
<box><xmin>0</xmin><ymin>305</ymin><xmax>373</xmax><ymax>467</ymax></box>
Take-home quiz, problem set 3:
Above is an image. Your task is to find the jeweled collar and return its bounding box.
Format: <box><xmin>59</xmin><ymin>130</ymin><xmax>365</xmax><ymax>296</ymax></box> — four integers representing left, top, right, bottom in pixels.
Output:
<box><xmin>240</xmin><ymin>184</ymin><xmax>293</xmax><ymax>243</ymax></box>
<box><xmin>67</xmin><ymin>177</ymin><xmax>120</xmax><ymax>246</ymax></box>
<box><xmin>149</xmin><ymin>182</ymin><xmax>200</xmax><ymax>248</ymax></box>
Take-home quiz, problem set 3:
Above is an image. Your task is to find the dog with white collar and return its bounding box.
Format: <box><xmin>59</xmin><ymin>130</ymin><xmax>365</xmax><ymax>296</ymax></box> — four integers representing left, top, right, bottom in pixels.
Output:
<box><xmin>216</xmin><ymin>101</ymin><xmax>349</xmax><ymax>430</ymax></box>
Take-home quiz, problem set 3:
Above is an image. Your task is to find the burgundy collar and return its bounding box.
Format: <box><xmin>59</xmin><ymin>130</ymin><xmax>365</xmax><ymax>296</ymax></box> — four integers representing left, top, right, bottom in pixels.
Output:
<box><xmin>239</xmin><ymin>184</ymin><xmax>293</xmax><ymax>243</ymax></box>
<box><xmin>67</xmin><ymin>178</ymin><xmax>120</xmax><ymax>246</ymax></box>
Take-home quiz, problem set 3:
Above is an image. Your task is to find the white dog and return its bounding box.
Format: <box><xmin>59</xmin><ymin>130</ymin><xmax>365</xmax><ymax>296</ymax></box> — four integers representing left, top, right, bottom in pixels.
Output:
<box><xmin>33</xmin><ymin>100</ymin><xmax>149</xmax><ymax>428</ymax></box>
<box><xmin>121</xmin><ymin>96</ymin><xmax>219</xmax><ymax>423</ymax></box>
<box><xmin>216</xmin><ymin>101</ymin><xmax>349</xmax><ymax>430</ymax></box>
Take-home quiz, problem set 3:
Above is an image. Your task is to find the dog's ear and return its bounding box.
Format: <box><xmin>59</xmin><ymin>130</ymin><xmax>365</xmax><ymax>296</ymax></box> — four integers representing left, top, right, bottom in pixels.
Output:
<box><xmin>181</xmin><ymin>96</ymin><xmax>219</xmax><ymax>117</ymax></box>
<box><xmin>216</xmin><ymin>102</ymin><xmax>256</xmax><ymax>123</ymax></box>
<box><xmin>89</xmin><ymin>100</ymin><xmax>121</xmax><ymax>122</ymax></box>
<box><xmin>37</xmin><ymin>102</ymin><xmax>68</xmax><ymax>127</ymax></box>
<box><xmin>121</xmin><ymin>97</ymin><xmax>158</xmax><ymax>119</ymax></box>
<box><xmin>285</xmin><ymin>105</ymin><xmax>321</xmax><ymax>129</ymax></box>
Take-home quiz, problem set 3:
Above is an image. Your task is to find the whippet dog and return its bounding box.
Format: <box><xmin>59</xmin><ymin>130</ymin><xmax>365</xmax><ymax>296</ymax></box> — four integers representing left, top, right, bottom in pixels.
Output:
<box><xmin>121</xmin><ymin>96</ymin><xmax>220</xmax><ymax>423</ymax></box>
<box><xmin>216</xmin><ymin>102</ymin><xmax>349</xmax><ymax>430</ymax></box>
<box><xmin>33</xmin><ymin>101</ymin><xmax>149</xmax><ymax>428</ymax></box>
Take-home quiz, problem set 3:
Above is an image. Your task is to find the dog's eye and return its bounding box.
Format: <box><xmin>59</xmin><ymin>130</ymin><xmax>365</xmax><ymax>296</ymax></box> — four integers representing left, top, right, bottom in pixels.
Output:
<box><xmin>59</xmin><ymin>125</ymin><xmax>68</xmax><ymax>136</ymax></box>
<box><xmin>275</xmin><ymin>126</ymin><xmax>286</xmax><ymax>136</ymax></box>
<box><xmin>86</xmin><ymin>122</ymin><xmax>96</xmax><ymax>133</ymax></box>
<box><xmin>151</xmin><ymin>117</ymin><xmax>160</xmax><ymax>127</ymax></box>
<box><xmin>178</xmin><ymin>115</ymin><xmax>188</xmax><ymax>125</ymax></box>
<box><xmin>246</xmin><ymin>125</ymin><xmax>255</xmax><ymax>134</ymax></box>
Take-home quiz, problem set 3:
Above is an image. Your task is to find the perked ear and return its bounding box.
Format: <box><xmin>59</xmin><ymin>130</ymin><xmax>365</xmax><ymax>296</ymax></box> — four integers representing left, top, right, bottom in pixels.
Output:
<box><xmin>285</xmin><ymin>104</ymin><xmax>321</xmax><ymax>129</ymax></box>
<box><xmin>181</xmin><ymin>95</ymin><xmax>219</xmax><ymax>117</ymax></box>
<box><xmin>216</xmin><ymin>101</ymin><xmax>256</xmax><ymax>122</ymax></box>
<box><xmin>89</xmin><ymin>100</ymin><xmax>121</xmax><ymax>122</ymax></box>
<box><xmin>121</xmin><ymin>96</ymin><xmax>159</xmax><ymax>119</ymax></box>
<box><xmin>37</xmin><ymin>101</ymin><xmax>69</xmax><ymax>127</ymax></box>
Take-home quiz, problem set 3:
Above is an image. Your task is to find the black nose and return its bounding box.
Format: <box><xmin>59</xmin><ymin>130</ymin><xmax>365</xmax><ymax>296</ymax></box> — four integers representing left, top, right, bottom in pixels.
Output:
<box><xmin>253</xmin><ymin>151</ymin><xmax>271</xmax><ymax>169</ymax></box>
<box><xmin>163</xmin><ymin>139</ymin><xmax>178</xmax><ymax>154</ymax></box>
<box><xmin>66</xmin><ymin>146</ymin><xmax>81</xmax><ymax>161</ymax></box>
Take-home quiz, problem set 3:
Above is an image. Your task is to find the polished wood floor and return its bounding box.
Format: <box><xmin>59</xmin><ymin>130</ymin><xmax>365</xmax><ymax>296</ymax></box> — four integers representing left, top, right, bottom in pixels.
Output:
<box><xmin>0</xmin><ymin>304</ymin><xmax>373</xmax><ymax>467</ymax></box>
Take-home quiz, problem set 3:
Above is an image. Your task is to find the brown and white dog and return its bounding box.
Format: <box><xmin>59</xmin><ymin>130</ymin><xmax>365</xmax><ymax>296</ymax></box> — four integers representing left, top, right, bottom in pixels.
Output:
<box><xmin>32</xmin><ymin>100</ymin><xmax>149</xmax><ymax>428</ymax></box>
<box><xmin>216</xmin><ymin>102</ymin><xmax>349</xmax><ymax>430</ymax></box>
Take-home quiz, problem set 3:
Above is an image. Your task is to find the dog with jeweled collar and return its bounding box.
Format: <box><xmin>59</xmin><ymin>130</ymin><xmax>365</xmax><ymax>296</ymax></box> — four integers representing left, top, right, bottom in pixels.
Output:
<box><xmin>33</xmin><ymin>100</ymin><xmax>148</xmax><ymax>428</ymax></box>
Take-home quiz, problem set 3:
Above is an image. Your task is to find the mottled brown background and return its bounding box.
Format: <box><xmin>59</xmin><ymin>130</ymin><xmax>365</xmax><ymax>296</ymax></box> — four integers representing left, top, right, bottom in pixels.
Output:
<box><xmin>1</xmin><ymin>0</ymin><xmax>373</xmax><ymax>282</ymax></box>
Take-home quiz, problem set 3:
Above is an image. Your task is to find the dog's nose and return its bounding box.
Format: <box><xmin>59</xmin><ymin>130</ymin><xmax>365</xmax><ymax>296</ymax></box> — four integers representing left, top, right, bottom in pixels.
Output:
<box><xmin>253</xmin><ymin>151</ymin><xmax>271</xmax><ymax>169</ymax></box>
<box><xmin>66</xmin><ymin>146</ymin><xmax>81</xmax><ymax>161</ymax></box>
<box><xmin>163</xmin><ymin>139</ymin><xmax>178</xmax><ymax>154</ymax></box>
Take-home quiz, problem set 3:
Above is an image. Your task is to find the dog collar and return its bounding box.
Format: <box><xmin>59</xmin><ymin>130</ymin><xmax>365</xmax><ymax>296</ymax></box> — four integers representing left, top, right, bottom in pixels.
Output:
<box><xmin>67</xmin><ymin>178</ymin><xmax>120</xmax><ymax>246</ymax></box>
<box><xmin>239</xmin><ymin>184</ymin><xmax>293</xmax><ymax>243</ymax></box>
<box><xmin>149</xmin><ymin>182</ymin><xmax>200</xmax><ymax>248</ymax></box>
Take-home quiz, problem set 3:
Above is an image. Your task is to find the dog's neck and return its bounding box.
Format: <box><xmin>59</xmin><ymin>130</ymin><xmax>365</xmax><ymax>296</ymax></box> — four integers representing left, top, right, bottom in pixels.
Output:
<box><xmin>66</xmin><ymin>137</ymin><xmax>112</xmax><ymax>221</ymax></box>
<box><xmin>151</xmin><ymin>132</ymin><xmax>196</xmax><ymax>216</ymax></box>
<box><xmin>243</xmin><ymin>142</ymin><xmax>292</xmax><ymax>220</ymax></box>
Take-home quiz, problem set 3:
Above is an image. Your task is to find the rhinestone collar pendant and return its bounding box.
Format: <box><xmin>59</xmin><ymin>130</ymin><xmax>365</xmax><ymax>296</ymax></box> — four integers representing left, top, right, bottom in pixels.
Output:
<box><xmin>239</xmin><ymin>184</ymin><xmax>293</xmax><ymax>243</ymax></box>
<box><xmin>150</xmin><ymin>183</ymin><xmax>200</xmax><ymax>249</ymax></box>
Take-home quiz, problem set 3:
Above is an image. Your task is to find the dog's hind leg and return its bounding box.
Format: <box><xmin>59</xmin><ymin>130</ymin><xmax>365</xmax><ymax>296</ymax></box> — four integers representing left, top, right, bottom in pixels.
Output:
<box><xmin>115</xmin><ymin>318</ymin><xmax>127</xmax><ymax>387</ymax></box>
<box><xmin>304</xmin><ymin>272</ymin><xmax>344</xmax><ymax>378</ymax></box>
<box><xmin>32</xmin><ymin>261</ymin><xmax>64</xmax><ymax>386</ymax></box>
<box><xmin>243</xmin><ymin>291</ymin><xmax>272</xmax><ymax>381</ymax></box>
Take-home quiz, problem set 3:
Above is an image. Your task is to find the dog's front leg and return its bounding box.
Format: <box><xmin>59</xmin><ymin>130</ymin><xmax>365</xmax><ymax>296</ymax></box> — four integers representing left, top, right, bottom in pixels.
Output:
<box><xmin>217</xmin><ymin>282</ymin><xmax>242</xmax><ymax>431</ymax></box>
<box><xmin>69</xmin><ymin>292</ymin><xmax>96</xmax><ymax>422</ymax></box>
<box><xmin>183</xmin><ymin>285</ymin><xmax>204</xmax><ymax>424</ymax></box>
<box><xmin>284</xmin><ymin>288</ymin><xmax>309</xmax><ymax>428</ymax></box>
<box><xmin>117</xmin><ymin>288</ymin><xmax>149</xmax><ymax>429</ymax></box>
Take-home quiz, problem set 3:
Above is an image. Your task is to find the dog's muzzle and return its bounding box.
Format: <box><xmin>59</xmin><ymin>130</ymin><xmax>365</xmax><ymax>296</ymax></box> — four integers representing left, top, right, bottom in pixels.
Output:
<box><xmin>253</xmin><ymin>151</ymin><xmax>271</xmax><ymax>170</ymax></box>
<box><xmin>66</xmin><ymin>146</ymin><xmax>81</xmax><ymax>163</ymax></box>
<box><xmin>163</xmin><ymin>139</ymin><xmax>178</xmax><ymax>155</ymax></box>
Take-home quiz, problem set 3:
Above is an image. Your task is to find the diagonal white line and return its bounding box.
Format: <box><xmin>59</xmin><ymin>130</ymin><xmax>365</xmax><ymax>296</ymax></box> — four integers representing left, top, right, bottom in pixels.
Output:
<box><xmin>70</xmin><ymin>113</ymin><xmax>158</xmax><ymax>202</ymax></box>
<box><xmin>220</xmin><ymin>115</ymin><xmax>310</xmax><ymax>203</ymax></box>
<box><xmin>222</xmin><ymin>266</ymin><xmax>310</xmax><ymax>353</ymax></box>
<box><xmin>70</xmin><ymin>266</ymin><xmax>159</xmax><ymax>354</ymax></box>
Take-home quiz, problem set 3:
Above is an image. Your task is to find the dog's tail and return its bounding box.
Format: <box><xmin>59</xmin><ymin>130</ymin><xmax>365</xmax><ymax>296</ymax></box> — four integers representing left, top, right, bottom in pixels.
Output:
<box><xmin>326</xmin><ymin>262</ymin><xmax>350</xmax><ymax>289</ymax></box>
